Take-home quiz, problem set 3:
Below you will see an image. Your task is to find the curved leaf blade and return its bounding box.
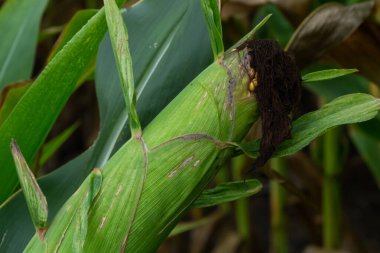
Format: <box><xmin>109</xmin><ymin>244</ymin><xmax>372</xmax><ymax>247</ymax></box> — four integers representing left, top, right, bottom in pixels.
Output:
<box><xmin>192</xmin><ymin>179</ymin><xmax>262</xmax><ymax>208</ymax></box>
<box><xmin>0</xmin><ymin>8</ymin><xmax>109</xmax><ymax>202</ymax></box>
<box><xmin>303</xmin><ymin>69</ymin><xmax>358</xmax><ymax>83</ymax></box>
<box><xmin>200</xmin><ymin>0</ymin><xmax>223</xmax><ymax>59</ymax></box>
<box><xmin>0</xmin><ymin>0</ymin><xmax>48</xmax><ymax>89</ymax></box>
<box><xmin>237</xmin><ymin>93</ymin><xmax>380</xmax><ymax>158</ymax></box>
<box><xmin>104</xmin><ymin>0</ymin><xmax>141</xmax><ymax>135</ymax></box>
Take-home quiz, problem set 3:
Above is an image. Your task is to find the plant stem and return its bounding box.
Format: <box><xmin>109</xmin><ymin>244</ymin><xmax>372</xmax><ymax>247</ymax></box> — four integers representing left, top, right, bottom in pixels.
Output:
<box><xmin>323</xmin><ymin>127</ymin><xmax>342</xmax><ymax>250</ymax></box>
<box><xmin>270</xmin><ymin>158</ymin><xmax>288</xmax><ymax>253</ymax></box>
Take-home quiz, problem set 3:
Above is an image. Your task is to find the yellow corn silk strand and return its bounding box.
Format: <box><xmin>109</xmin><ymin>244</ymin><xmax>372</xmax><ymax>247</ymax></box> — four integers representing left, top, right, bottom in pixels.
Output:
<box><xmin>25</xmin><ymin>45</ymin><xmax>259</xmax><ymax>253</ymax></box>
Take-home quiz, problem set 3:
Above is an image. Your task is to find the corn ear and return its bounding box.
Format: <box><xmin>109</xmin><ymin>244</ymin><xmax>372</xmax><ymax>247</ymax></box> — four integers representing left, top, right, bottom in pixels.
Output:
<box><xmin>10</xmin><ymin>140</ymin><xmax>48</xmax><ymax>241</ymax></box>
<box><xmin>24</xmin><ymin>18</ymin><xmax>263</xmax><ymax>253</ymax></box>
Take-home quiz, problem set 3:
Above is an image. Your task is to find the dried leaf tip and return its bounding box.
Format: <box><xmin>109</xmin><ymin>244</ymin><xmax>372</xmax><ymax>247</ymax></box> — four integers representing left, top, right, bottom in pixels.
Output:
<box><xmin>37</xmin><ymin>228</ymin><xmax>47</xmax><ymax>241</ymax></box>
<box><xmin>92</xmin><ymin>167</ymin><xmax>102</xmax><ymax>175</ymax></box>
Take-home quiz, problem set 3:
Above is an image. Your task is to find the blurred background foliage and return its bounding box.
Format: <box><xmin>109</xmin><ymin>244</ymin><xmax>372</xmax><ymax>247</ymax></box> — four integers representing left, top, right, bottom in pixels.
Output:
<box><xmin>1</xmin><ymin>0</ymin><xmax>380</xmax><ymax>252</ymax></box>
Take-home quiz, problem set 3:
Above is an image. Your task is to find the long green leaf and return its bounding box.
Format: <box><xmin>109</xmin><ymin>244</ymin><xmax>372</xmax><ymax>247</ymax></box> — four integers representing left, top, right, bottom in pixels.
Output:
<box><xmin>236</xmin><ymin>94</ymin><xmax>380</xmax><ymax>158</ymax></box>
<box><xmin>0</xmin><ymin>81</ymin><xmax>31</xmax><ymax>126</ymax></box>
<box><xmin>104</xmin><ymin>0</ymin><xmax>141</xmax><ymax>135</ymax></box>
<box><xmin>104</xmin><ymin>0</ymin><xmax>147</xmax><ymax>247</ymax></box>
<box><xmin>303</xmin><ymin>69</ymin><xmax>358</xmax><ymax>83</ymax></box>
<box><xmin>0</xmin><ymin>0</ymin><xmax>213</xmax><ymax>251</ymax></box>
<box><xmin>48</xmin><ymin>10</ymin><xmax>97</xmax><ymax>62</ymax></box>
<box><xmin>0</xmin><ymin>0</ymin><xmax>48</xmax><ymax>89</ymax></box>
<box><xmin>200</xmin><ymin>0</ymin><xmax>224</xmax><ymax>59</ymax></box>
<box><xmin>37</xmin><ymin>122</ymin><xmax>80</xmax><ymax>167</ymax></box>
<box><xmin>302</xmin><ymin>64</ymin><xmax>368</xmax><ymax>102</ymax></box>
<box><xmin>192</xmin><ymin>179</ymin><xmax>262</xmax><ymax>208</ymax></box>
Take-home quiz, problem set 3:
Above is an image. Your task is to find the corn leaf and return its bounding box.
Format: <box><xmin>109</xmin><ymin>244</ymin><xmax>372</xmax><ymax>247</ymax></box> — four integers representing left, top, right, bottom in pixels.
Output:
<box><xmin>0</xmin><ymin>0</ymin><xmax>129</xmax><ymax>202</ymax></box>
<box><xmin>200</xmin><ymin>0</ymin><xmax>224</xmax><ymax>59</ymax></box>
<box><xmin>46</xmin><ymin>9</ymin><xmax>98</xmax><ymax>87</ymax></box>
<box><xmin>0</xmin><ymin>0</ymin><xmax>48</xmax><ymax>90</ymax></box>
<box><xmin>302</xmin><ymin>64</ymin><xmax>369</xmax><ymax>102</ymax></box>
<box><xmin>47</xmin><ymin>10</ymin><xmax>97</xmax><ymax>62</ymax></box>
<box><xmin>0</xmin><ymin>0</ymin><xmax>213</xmax><ymax>251</ymax></box>
<box><xmin>350</xmin><ymin>126</ymin><xmax>380</xmax><ymax>188</ymax></box>
<box><xmin>0</xmin><ymin>10</ymin><xmax>107</xmax><ymax>202</ymax></box>
<box><xmin>0</xmin><ymin>81</ymin><xmax>31</xmax><ymax>126</ymax></box>
<box><xmin>236</xmin><ymin>93</ymin><xmax>380</xmax><ymax>158</ymax></box>
<box><xmin>303</xmin><ymin>69</ymin><xmax>358</xmax><ymax>83</ymax></box>
<box><xmin>104</xmin><ymin>0</ymin><xmax>141</xmax><ymax>135</ymax></box>
<box><xmin>10</xmin><ymin>140</ymin><xmax>48</xmax><ymax>240</ymax></box>
<box><xmin>192</xmin><ymin>179</ymin><xmax>262</xmax><ymax>208</ymax></box>
<box><xmin>37</xmin><ymin>122</ymin><xmax>80</xmax><ymax>167</ymax></box>
<box><xmin>169</xmin><ymin>211</ymin><xmax>223</xmax><ymax>237</ymax></box>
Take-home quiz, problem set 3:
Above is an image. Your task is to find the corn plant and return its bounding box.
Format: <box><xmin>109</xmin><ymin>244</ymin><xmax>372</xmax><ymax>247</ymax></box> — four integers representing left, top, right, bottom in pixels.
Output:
<box><xmin>1</xmin><ymin>0</ymin><xmax>380</xmax><ymax>252</ymax></box>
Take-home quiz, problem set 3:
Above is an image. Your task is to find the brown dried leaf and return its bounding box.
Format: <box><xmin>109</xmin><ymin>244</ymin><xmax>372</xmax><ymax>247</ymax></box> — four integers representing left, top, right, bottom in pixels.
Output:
<box><xmin>329</xmin><ymin>21</ymin><xmax>380</xmax><ymax>86</ymax></box>
<box><xmin>287</xmin><ymin>1</ymin><xmax>374</xmax><ymax>68</ymax></box>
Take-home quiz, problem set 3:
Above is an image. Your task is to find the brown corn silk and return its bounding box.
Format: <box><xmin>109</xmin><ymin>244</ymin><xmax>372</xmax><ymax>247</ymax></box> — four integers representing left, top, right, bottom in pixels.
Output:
<box><xmin>25</xmin><ymin>43</ymin><xmax>259</xmax><ymax>252</ymax></box>
<box><xmin>248</xmin><ymin>39</ymin><xmax>301</xmax><ymax>171</ymax></box>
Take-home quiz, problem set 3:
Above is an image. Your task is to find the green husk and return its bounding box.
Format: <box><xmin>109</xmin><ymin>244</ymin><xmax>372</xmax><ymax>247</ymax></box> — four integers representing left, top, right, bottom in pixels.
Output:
<box><xmin>24</xmin><ymin>37</ymin><xmax>258</xmax><ymax>252</ymax></box>
<box><xmin>10</xmin><ymin>140</ymin><xmax>48</xmax><ymax>241</ymax></box>
<box><xmin>24</xmin><ymin>168</ymin><xmax>102</xmax><ymax>252</ymax></box>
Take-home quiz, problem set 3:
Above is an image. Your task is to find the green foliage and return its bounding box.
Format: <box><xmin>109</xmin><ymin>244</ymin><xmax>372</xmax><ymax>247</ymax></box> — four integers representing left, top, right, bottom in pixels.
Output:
<box><xmin>0</xmin><ymin>0</ymin><xmax>213</xmax><ymax>251</ymax></box>
<box><xmin>104</xmin><ymin>0</ymin><xmax>141</xmax><ymax>135</ymax></box>
<box><xmin>192</xmin><ymin>179</ymin><xmax>262</xmax><ymax>208</ymax></box>
<box><xmin>236</xmin><ymin>94</ymin><xmax>380</xmax><ymax>158</ymax></box>
<box><xmin>1</xmin><ymin>0</ymin><xmax>380</xmax><ymax>252</ymax></box>
<box><xmin>0</xmin><ymin>7</ymin><xmax>111</xmax><ymax>203</ymax></box>
<box><xmin>0</xmin><ymin>0</ymin><xmax>48</xmax><ymax>89</ymax></box>
<box><xmin>200</xmin><ymin>0</ymin><xmax>224</xmax><ymax>59</ymax></box>
<box><xmin>303</xmin><ymin>69</ymin><xmax>358</xmax><ymax>83</ymax></box>
<box><xmin>38</xmin><ymin>122</ymin><xmax>80</xmax><ymax>168</ymax></box>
